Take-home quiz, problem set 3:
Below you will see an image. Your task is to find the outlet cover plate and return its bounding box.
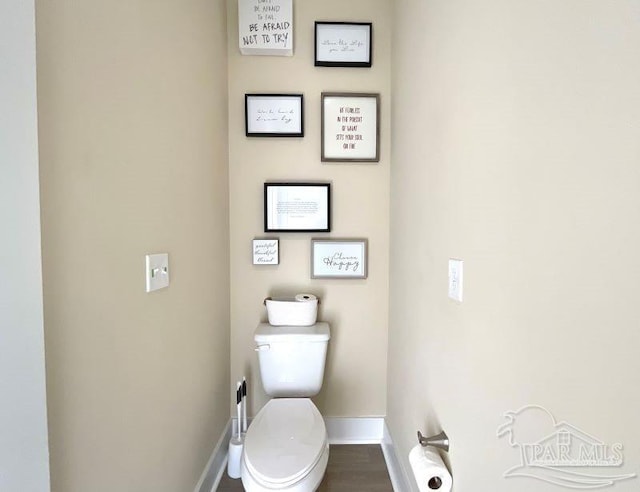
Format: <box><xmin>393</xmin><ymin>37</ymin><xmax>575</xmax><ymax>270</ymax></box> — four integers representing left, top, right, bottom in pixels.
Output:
<box><xmin>448</xmin><ymin>258</ymin><xmax>463</xmax><ymax>302</ymax></box>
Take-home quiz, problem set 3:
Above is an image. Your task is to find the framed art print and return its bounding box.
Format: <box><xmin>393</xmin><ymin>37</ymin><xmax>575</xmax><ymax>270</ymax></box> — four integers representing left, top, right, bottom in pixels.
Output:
<box><xmin>321</xmin><ymin>92</ymin><xmax>379</xmax><ymax>162</ymax></box>
<box><xmin>311</xmin><ymin>238</ymin><xmax>368</xmax><ymax>279</ymax></box>
<box><xmin>253</xmin><ymin>239</ymin><xmax>279</xmax><ymax>265</ymax></box>
<box><xmin>314</xmin><ymin>22</ymin><xmax>372</xmax><ymax>67</ymax></box>
<box><xmin>238</xmin><ymin>0</ymin><xmax>293</xmax><ymax>56</ymax></box>
<box><xmin>245</xmin><ymin>94</ymin><xmax>304</xmax><ymax>137</ymax></box>
<box><xmin>264</xmin><ymin>183</ymin><xmax>331</xmax><ymax>233</ymax></box>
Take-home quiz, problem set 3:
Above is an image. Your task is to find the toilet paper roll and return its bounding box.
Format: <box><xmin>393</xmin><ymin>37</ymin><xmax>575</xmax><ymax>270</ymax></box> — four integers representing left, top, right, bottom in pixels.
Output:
<box><xmin>409</xmin><ymin>444</ymin><xmax>452</xmax><ymax>492</ymax></box>
<box><xmin>294</xmin><ymin>293</ymin><xmax>317</xmax><ymax>302</ymax></box>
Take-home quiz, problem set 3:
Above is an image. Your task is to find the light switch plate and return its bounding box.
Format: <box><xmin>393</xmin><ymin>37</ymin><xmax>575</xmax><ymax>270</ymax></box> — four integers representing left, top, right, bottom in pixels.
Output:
<box><xmin>448</xmin><ymin>258</ymin><xmax>463</xmax><ymax>302</ymax></box>
<box><xmin>145</xmin><ymin>253</ymin><xmax>169</xmax><ymax>292</ymax></box>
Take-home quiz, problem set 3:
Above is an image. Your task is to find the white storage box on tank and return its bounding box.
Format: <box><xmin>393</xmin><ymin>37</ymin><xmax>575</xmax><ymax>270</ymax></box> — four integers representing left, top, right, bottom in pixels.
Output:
<box><xmin>263</xmin><ymin>294</ymin><xmax>319</xmax><ymax>326</ymax></box>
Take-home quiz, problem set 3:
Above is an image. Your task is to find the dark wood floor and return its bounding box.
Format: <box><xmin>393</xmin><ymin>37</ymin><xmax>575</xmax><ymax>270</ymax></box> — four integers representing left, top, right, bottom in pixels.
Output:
<box><xmin>216</xmin><ymin>444</ymin><xmax>394</xmax><ymax>492</ymax></box>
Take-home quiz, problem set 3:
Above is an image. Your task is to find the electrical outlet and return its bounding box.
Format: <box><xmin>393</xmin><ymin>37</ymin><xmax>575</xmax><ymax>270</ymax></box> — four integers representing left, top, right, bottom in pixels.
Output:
<box><xmin>448</xmin><ymin>259</ymin><xmax>463</xmax><ymax>302</ymax></box>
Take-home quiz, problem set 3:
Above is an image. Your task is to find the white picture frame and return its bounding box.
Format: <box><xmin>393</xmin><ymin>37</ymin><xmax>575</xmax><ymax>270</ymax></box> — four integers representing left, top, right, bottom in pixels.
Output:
<box><xmin>311</xmin><ymin>238</ymin><xmax>368</xmax><ymax>279</ymax></box>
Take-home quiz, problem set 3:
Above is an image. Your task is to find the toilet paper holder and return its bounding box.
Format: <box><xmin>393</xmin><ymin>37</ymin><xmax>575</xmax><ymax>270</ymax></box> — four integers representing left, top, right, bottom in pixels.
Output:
<box><xmin>417</xmin><ymin>430</ymin><xmax>449</xmax><ymax>452</ymax></box>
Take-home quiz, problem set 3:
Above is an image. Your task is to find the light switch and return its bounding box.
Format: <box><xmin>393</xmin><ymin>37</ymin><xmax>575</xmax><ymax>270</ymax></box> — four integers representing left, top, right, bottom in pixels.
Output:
<box><xmin>145</xmin><ymin>253</ymin><xmax>169</xmax><ymax>292</ymax></box>
<box><xmin>448</xmin><ymin>259</ymin><xmax>463</xmax><ymax>302</ymax></box>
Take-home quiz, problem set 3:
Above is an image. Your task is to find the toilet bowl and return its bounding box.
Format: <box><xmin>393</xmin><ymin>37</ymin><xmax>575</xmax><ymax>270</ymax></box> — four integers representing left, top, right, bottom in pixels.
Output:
<box><xmin>241</xmin><ymin>398</ymin><xmax>329</xmax><ymax>492</ymax></box>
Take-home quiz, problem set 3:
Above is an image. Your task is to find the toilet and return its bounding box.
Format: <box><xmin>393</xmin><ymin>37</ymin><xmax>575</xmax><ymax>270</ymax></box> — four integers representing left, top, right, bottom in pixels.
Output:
<box><xmin>241</xmin><ymin>322</ymin><xmax>331</xmax><ymax>492</ymax></box>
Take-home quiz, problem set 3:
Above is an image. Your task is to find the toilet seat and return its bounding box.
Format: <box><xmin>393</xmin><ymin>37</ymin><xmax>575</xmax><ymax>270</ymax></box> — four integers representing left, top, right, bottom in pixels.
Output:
<box><xmin>242</xmin><ymin>398</ymin><xmax>328</xmax><ymax>489</ymax></box>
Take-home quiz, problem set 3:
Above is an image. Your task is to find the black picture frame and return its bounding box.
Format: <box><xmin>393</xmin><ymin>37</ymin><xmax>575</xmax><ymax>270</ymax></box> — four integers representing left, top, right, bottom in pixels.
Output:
<box><xmin>264</xmin><ymin>183</ymin><xmax>331</xmax><ymax>233</ymax></box>
<box><xmin>314</xmin><ymin>22</ymin><xmax>372</xmax><ymax>68</ymax></box>
<box><xmin>245</xmin><ymin>94</ymin><xmax>304</xmax><ymax>137</ymax></box>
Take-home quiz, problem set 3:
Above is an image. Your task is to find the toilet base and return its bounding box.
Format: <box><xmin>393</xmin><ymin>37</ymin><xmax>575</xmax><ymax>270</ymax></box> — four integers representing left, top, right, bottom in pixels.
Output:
<box><xmin>241</xmin><ymin>441</ymin><xmax>329</xmax><ymax>492</ymax></box>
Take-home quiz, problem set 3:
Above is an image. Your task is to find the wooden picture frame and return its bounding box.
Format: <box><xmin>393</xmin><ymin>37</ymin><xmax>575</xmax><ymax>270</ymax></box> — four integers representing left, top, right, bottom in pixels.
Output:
<box><xmin>311</xmin><ymin>238</ymin><xmax>368</xmax><ymax>279</ymax></box>
<box><xmin>321</xmin><ymin>92</ymin><xmax>380</xmax><ymax>162</ymax></box>
<box><xmin>253</xmin><ymin>239</ymin><xmax>279</xmax><ymax>265</ymax></box>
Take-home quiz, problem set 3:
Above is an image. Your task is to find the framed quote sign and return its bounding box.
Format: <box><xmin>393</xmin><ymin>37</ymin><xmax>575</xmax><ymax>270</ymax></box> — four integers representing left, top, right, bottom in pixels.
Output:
<box><xmin>253</xmin><ymin>239</ymin><xmax>279</xmax><ymax>265</ymax></box>
<box><xmin>314</xmin><ymin>22</ymin><xmax>372</xmax><ymax>67</ymax></box>
<box><xmin>311</xmin><ymin>238</ymin><xmax>368</xmax><ymax>279</ymax></box>
<box><xmin>245</xmin><ymin>94</ymin><xmax>304</xmax><ymax>137</ymax></box>
<box><xmin>321</xmin><ymin>92</ymin><xmax>380</xmax><ymax>162</ymax></box>
<box><xmin>264</xmin><ymin>183</ymin><xmax>331</xmax><ymax>233</ymax></box>
<box><xmin>238</xmin><ymin>0</ymin><xmax>293</xmax><ymax>56</ymax></box>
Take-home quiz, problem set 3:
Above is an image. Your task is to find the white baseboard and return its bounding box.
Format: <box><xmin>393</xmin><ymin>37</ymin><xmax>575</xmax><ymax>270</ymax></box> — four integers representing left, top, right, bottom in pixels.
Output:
<box><xmin>324</xmin><ymin>416</ymin><xmax>385</xmax><ymax>444</ymax></box>
<box><xmin>194</xmin><ymin>419</ymin><xmax>232</xmax><ymax>492</ymax></box>
<box><xmin>381</xmin><ymin>421</ymin><xmax>411</xmax><ymax>492</ymax></box>
<box><xmin>195</xmin><ymin>416</ymin><xmax>411</xmax><ymax>492</ymax></box>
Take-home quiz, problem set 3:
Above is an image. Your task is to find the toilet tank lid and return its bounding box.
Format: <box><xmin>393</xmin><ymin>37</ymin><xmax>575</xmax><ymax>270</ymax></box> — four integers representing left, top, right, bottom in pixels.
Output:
<box><xmin>255</xmin><ymin>322</ymin><xmax>330</xmax><ymax>343</ymax></box>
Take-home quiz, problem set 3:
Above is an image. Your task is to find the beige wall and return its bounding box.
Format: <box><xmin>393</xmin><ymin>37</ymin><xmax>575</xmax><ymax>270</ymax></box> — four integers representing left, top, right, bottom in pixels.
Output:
<box><xmin>36</xmin><ymin>1</ymin><xmax>230</xmax><ymax>491</ymax></box>
<box><xmin>227</xmin><ymin>0</ymin><xmax>391</xmax><ymax>417</ymax></box>
<box><xmin>389</xmin><ymin>1</ymin><xmax>640</xmax><ymax>491</ymax></box>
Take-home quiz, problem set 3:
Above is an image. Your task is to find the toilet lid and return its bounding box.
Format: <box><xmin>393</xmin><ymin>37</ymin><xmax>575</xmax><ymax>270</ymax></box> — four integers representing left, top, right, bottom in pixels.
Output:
<box><xmin>243</xmin><ymin>398</ymin><xmax>327</xmax><ymax>487</ymax></box>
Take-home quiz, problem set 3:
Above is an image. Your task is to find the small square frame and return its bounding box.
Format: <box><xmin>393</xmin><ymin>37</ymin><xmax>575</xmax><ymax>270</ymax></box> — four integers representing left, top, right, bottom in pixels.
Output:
<box><xmin>253</xmin><ymin>239</ymin><xmax>279</xmax><ymax>265</ymax></box>
<box><xmin>314</xmin><ymin>22</ymin><xmax>372</xmax><ymax>67</ymax></box>
<box><xmin>245</xmin><ymin>94</ymin><xmax>304</xmax><ymax>137</ymax></box>
<box><xmin>311</xmin><ymin>238</ymin><xmax>368</xmax><ymax>279</ymax></box>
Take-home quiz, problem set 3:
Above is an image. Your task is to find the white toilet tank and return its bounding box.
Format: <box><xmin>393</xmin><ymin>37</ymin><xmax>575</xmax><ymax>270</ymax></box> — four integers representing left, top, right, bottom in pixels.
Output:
<box><xmin>254</xmin><ymin>322</ymin><xmax>330</xmax><ymax>397</ymax></box>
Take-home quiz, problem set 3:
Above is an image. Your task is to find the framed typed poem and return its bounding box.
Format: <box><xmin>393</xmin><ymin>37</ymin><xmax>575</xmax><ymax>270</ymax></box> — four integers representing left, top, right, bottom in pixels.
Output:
<box><xmin>314</xmin><ymin>22</ymin><xmax>372</xmax><ymax>67</ymax></box>
<box><xmin>321</xmin><ymin>92</ymin><xmax>380</xmax><ymax>162</ymax></box>
<box><xmin>311</xmin><ymin>239</ymin><xmax>368</xmax><ymax>279</ymax></box>
<box><xmin>245</xmin><ymin>94</ymin><xmax>304</xmax><ymax>137</ymax></box>
<box><xmin>264</xmin><ymin>183</ymin><xmax>331</xmax><ymax>233</ymax></box>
